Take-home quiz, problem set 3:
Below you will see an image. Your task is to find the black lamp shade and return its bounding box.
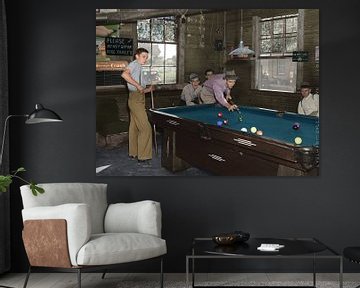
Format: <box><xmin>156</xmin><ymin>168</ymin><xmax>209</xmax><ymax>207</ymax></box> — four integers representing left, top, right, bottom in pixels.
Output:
<box><xmin>25</xmin><ymin>104</ymin><xmax>63</xmax><ymax>124</ymax></box>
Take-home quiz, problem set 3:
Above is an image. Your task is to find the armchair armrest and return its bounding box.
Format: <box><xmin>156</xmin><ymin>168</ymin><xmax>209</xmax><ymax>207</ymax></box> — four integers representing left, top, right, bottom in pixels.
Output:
<box><xmin>22</xmin><ymin>203</ymin><xmax>91</xmax><ymax>266</ymax></box>
<box><xmin>104</xmin><ymin>200</ymin><xmax>162</xmax><ymax>237</ymax></box>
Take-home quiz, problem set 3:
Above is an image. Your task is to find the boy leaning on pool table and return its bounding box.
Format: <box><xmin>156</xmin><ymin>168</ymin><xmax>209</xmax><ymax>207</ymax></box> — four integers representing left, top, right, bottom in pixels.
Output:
<box><xmin>200</xmin><ymin>70</ymin><xmax>239</xmax><ymax>111</ymax></box>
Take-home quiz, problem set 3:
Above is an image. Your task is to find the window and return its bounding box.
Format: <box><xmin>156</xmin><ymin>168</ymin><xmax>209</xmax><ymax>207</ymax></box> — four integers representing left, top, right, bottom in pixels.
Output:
<box><xmin>256</xmin><ymin>14</ymin><xmax>298</xmax><ymax>93</ymax></box>
<box><xmin>137</xmin><ymin>17</ymin><xmax>178</xmax><ymax>84</ymax></box>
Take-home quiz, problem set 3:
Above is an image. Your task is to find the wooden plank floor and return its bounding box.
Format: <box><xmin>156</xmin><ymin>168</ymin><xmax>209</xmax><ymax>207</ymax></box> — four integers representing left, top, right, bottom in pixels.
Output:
<box><xmin>0</xmin><ymin>273</ymin><xmax>359</xmax><ymax>288</ymax></box>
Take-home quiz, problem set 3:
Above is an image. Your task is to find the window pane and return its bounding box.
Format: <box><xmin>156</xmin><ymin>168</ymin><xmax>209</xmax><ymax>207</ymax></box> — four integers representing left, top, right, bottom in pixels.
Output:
<box><xmin>273</xmin><ymin>37</ymin><xmax>284</xmax><ymax>53</ymax></box>
<box><xmin>258</xmin><ymin>58</ymin><xmax>297</xmax><ymax>92</ymax></box>
<box><xmin>151</xmin><ymin>18</ymin><xmax>164</xmax><ymax>42</ymax></box>
<box><xmin>260</xmin><ymin>39</ymin><xmax>272</xmax><ymax>54</ymax></box>
<box><xmin>261</xmin><ymin>21</ymin><xmax>271</xmax><ymax>36</ymax></box>
<box><xmin>151</xmin><ymin>67</ymin><xmax>164</xmax><ymax>84</ymax></box>
<box><xmin>164</xmin><ymin>20</ymin><xmax>176</xmax><ymax>42</ymax></box>
<box><xmin>286</xmin><ymin>36</ymin><xmax>297</xmax><ymax>52</ymax></box>
<box><xmin>165</xmin><ymin>67</ymin><xmax>177</xmax><ymax>84</ymax></box>
<box><xmin>137</xmin><ymin>20</ymin><xmax>150</xmax><ymax>41</ymax></box>
<box><xmin>165</xmin><ymin>44</ymin><xmax>177</xmax><ymax>65</ymax></box>
<box><xmin>273</xmin><ymin>19</ymin><xmax>284</xmax><ymax>35</ymax></box>
<box><xmin>286</xmin><ymin>17</ymin><xmax>297</xmax><ymax>33</ymax></box>
<box><xmin>152</xmin><ymin>43</ymin><xmax>164</xmax><ymax>66</ymax></box>
<box><xmin>143</xmin><ymin>67</ymin><xmax>162</xmax><ymax>85</ymax></box>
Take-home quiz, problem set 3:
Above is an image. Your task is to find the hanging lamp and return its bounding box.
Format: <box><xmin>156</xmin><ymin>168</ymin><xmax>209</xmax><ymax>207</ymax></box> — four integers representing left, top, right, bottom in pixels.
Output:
<box><xmin>229</xmin><ymin>9</ymin><xmax>255</xmax><ymax>57</ymax></box>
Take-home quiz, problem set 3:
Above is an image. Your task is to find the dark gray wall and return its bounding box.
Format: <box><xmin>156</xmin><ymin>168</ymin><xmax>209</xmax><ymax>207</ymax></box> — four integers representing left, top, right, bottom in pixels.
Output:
<box><xmin>5</xmin><ymin>0</ymin><xmax>360</xmax><ymax>273</ymax></box>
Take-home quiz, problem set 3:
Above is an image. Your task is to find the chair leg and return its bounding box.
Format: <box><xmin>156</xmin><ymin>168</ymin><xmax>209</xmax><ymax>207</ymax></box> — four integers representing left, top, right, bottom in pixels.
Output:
<box><xmin>77</xmin><ymin>268</ymin><xmax>81</xmax><ymax>288</ymax></box>
<box><xmin>160</xmin><ymin>257</ymin><xmax>164</xmax><ymax>288</ymax></box>
<box><xmin>23</xmin><ymin>266</ymin><xmax>31</xmax><ymax>288</ymax></box>
<box><xmin>101</xmin><ymin>270</ymin><xmax>107</xmax><ymax>279</ymax></box>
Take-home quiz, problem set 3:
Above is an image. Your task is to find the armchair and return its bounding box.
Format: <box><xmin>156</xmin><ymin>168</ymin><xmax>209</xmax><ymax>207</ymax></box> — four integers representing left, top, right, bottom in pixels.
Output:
<box><xmin>20</xmin><ymin>183</ymin><xmax>166</xmax><ymax>288</ymax></box>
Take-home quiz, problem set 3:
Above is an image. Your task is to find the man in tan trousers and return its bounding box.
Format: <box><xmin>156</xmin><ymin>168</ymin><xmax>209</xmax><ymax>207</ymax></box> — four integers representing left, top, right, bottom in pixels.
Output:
<box><xmin>121</xmin><ymin>48</ymin><xmax>154</xmax><ymax>165</ymax></box>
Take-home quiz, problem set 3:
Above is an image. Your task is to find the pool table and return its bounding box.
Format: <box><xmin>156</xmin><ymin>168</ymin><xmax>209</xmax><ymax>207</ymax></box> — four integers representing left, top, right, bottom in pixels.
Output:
<box><xmin>150</xmin><ymin>104</ymin><xmax>319</xmax><ymax>176</ymax></box>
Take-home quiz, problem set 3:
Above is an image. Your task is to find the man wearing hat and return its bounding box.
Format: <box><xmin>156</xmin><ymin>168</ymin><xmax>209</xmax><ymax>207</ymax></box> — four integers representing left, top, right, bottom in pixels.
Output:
<box><xmin>200</xmin><ymin>70</ymin><xmax>239</xmax><ymax>111</ymax></box>
<box><xmin>298</xmin><ymin>82</ymin><xmax>319</xmax><ymax>117</ymax></box>
<box><xmin>179</xmin><ymin>73</ymin><xmax>202</xmax><ymax>106</ymax></box>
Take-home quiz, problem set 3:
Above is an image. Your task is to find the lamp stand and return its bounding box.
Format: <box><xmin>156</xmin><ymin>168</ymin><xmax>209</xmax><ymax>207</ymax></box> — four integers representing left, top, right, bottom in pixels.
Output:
<box><xmin>0</xmin><ymin>115</ymin><xmax>28</xmax><ymax>168</ymax></box>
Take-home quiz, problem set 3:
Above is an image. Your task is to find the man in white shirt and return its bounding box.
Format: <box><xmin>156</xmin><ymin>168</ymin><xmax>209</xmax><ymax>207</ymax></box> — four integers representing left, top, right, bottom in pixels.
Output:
<box><xmin>298</xmin><ymin>82</ymin><xmax>319</xmax><ymax>117</ymax></box>
<box><xmin>180</xmin><ymin>73</ymin><xmax>202</xmax><ymax>106</ymax></box>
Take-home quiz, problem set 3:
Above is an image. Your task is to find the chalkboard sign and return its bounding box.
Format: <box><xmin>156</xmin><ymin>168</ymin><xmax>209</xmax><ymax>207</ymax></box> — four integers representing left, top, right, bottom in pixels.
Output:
<box><xmin>292</xmin><ymin>51</ymin><xmax>309</xmax><ymax>62</ymax></box>
<box><xmin>105</xmin><ymin>37</ymin><xmax>133</xmax><ymax>56</ymax></box>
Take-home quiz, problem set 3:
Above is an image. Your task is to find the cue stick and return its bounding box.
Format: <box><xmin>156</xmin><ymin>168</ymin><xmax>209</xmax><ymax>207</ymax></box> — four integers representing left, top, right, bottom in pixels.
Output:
<box><xmin>150</xmin><ymin>83</ymin><xmax>158</xmax><ymax>156</ymax></box>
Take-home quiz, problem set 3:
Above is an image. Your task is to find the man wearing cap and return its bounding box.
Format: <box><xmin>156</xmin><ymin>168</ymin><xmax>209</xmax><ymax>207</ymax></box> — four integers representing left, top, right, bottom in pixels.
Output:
<box><xmin>180</xmin><ymin>73</ymin><xmax>202</xmax><ymax>106</ymax></box>
<box><xmin>199</xmin><ymin>70</ymin><xmax>239</xmax><ymax>111</ymax></box>
<box><xmin>298</xmin><ymin>82</ymin><xmax>319</xmax><ymax>117</ymax></box>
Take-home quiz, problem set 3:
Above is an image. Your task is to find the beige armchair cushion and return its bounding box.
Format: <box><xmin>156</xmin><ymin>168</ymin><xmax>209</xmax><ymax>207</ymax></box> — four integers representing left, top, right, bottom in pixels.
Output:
<box><xmin>20</xmin><ymin>183</ymin><xmax>107</xmax><ymax>234</ymax></box>
<box><xmin>104</xmin><ymin>200</ymin><xmax>162</xmax><ymax>237</ymax></box>
<box><xmin>76</xmin><ymin>233</ymin><xmax>167</xmax><ymax>265</ymax></box>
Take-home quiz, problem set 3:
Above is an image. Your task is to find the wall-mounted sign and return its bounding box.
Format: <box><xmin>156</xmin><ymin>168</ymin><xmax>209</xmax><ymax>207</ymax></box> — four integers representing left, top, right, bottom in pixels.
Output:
<box><xmin>105</xmin><ymin>37</ymin><xmax>133</xmax><ymax>56</ymax></box>
<box><xmin>292</xmin><ymin>51</ymin><xmax>309</xmax><ymax>62</ymax></box>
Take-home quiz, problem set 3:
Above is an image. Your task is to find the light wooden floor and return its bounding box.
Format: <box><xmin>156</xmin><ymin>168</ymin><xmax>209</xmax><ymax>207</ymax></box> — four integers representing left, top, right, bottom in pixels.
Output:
<box><xmin>1</xmin><ymin>273</ymin><xmax>360</xmax><ymax>288</ymax></box>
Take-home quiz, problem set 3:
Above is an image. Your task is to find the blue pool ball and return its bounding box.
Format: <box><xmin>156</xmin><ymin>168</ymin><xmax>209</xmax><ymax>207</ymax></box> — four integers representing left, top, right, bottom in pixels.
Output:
<box><xmin>292</xmin><ymin>122</ymin><xmax>300</xmax><ymax>130</ymax></box>
<box><xmin>217</xmin><ymin>120</ymin><xmax>223</xmax><ymax>127</ymax></box>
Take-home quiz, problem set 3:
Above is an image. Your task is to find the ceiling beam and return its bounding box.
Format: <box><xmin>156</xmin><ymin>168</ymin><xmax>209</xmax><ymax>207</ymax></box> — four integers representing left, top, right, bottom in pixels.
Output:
<box><xmin>96</xmin><ymin>9</ymin><xmax>219</xmax><ymax>25</ymax></box>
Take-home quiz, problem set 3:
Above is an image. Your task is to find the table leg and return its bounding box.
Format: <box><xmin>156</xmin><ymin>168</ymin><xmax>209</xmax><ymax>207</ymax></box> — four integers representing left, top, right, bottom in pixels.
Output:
<box><xmin>313</xmin><ymin>254</ymin><xmax>316</xmax><ymax>287</ymax></box>
<box><xmin>192</xmin><ymin>257</ymin><xmax>195</xmax><ymax>288</ymax></box>
<box><xmin>186</xmin><ymin>257</ymin><xmax>189</xmax><ymax>288</ymax></box>
<box><xmin>339</xmin><ymin>256</ymin><xmax>343</xmax><ymax>288</ymax></box>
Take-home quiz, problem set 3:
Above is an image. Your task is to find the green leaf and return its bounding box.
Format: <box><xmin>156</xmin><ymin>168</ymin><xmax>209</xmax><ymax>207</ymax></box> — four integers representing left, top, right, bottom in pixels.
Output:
<box><xmin>30</xmin><ymin>182</ymin><xmax>44</xmax><ymax>196</ymax></box>
<box><xmin>16</xmin><ymin>167</ymin><xmax>26</xmax><ymax>173</ymax></box>
<box><xmin>0</xmin><ymin>175</ymin><xmax>13</xmax><ymax>192</ymax></box>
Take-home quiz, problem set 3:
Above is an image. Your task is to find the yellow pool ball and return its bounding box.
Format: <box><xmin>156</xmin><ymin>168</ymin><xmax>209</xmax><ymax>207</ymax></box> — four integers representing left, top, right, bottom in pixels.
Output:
<box><xmin>256</xmin><ymin>130</ymin><xmax>263</xmax><ymax>136</ymax></box>
<box><xmin>250</xmin><ymin>127</ymin><xmax>257</xmax><ymax>133</ymax></box>
<box><xmin>294</xmin><ymin>137</ymin><xmax>302</xmax><ymax>145</ymax></box>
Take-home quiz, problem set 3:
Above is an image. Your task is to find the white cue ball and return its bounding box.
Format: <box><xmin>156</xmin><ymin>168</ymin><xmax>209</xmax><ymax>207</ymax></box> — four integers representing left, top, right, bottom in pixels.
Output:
<box><xmin>241</xmin><ymin>128</ymin><xmax>248</xmax><ymax>132</ymax></box>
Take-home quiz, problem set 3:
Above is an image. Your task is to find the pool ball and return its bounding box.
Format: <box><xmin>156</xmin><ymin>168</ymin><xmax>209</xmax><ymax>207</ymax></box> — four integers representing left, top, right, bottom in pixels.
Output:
<box><xmin>238</xmin><ymin>116</ymin><xmax>243</xmax><ymax>122</ymax></box>
<box><xmin>217</xmin><ymin>112</ymin><xmax>223</xmax><ymax>118</ymax></box>
<box><xmin>292</xmin><ymin>122</ymin><xmax>300</xmax><ymax>130</ymax></box>
<box><xmin>250</xmin><ymin>127</ymin><xmax>257</xmax><ymax>133</ymax></box>
<box><xmin>240</xmin><ymin>127</ymin><xmax>248</xmax><ymax>132</ymax></box>
<box><xmin>294</xmin><ymin>137</ymin><xmax>302</xmax><ymax>145</ymax></box>
<box><xmin>217</xmin><ymin>120</ymin><xmax>223</xmax><ymax>127</ymax></box>
<box><xmin>256</xmin><ymin>130</ymin><xmax>263</xmax><ymax>136</ymax></box>
<box><xmin>223</xmin><ymin>119</ymin><xmax>228</xmax><ymax>125</ymax></box>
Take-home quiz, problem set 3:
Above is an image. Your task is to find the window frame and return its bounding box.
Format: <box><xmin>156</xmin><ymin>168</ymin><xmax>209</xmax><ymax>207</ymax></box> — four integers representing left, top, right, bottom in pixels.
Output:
<box><xmin>252</xmin><ymin>10</ymin><xmax>304</xmax><ymax>93</ymax></box>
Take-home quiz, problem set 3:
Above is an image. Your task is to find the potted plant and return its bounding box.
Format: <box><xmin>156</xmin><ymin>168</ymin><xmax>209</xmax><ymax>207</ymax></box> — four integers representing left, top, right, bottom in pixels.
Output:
<box><xmin>0</xmin><ymin>167</ymin><xmax>44</xmax><ymax>196</ymax></box>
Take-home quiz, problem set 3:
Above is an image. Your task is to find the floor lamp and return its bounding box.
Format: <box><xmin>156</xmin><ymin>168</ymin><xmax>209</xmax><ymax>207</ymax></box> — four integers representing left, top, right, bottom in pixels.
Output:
<box><xmin>0</xmin><ymin>103</ymin><xmax>62</xmax><ymax>288</ymax></box>
<box><xmin>0</xmin><ymin>103</ymin><xmax>63</xmax><ymax>168</ymax></box>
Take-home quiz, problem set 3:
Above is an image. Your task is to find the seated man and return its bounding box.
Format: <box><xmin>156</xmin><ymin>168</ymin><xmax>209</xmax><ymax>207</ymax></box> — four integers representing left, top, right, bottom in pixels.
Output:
<box><xmin>298</xmin><ymin>82</ymin><xmax>319</xmax><ymax>117</ymax></box>
<box><xmin>180</xmin><ymin>73</ymin><xmax>202</xmax><ymax>106</ymax></box>
<box><xmin>200</xmin><ymin>70</ymin><xmax>238</xmax><ymax>111</ymax></box>
<box><xmin>204</xmin><ymin>68</ymin><xmax>214</xmax><ymax>80</ymax></box>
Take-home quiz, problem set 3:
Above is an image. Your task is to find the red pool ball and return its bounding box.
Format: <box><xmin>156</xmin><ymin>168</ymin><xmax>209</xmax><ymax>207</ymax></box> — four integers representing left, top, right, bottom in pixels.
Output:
<box><xmin>217</xmin><ymin>112</ymin><xmax>223</xmax><ymax>118</ymax></box>
<box><xmin>223</xmin><ymin>119</ymin><xmax>228</xmax><ymax>125</ymax></box>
